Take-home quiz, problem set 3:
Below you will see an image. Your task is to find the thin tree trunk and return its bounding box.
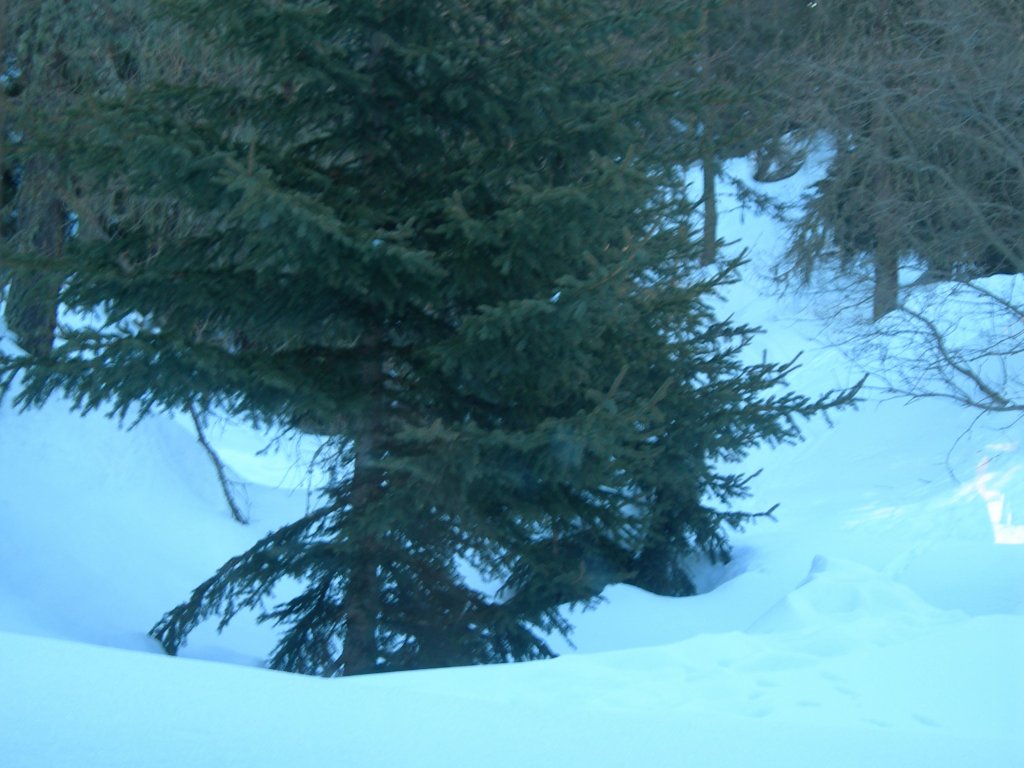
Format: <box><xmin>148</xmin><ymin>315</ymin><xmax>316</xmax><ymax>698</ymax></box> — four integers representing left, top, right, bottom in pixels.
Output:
<box><xmin>338</xmin><ymin>333</ymin><xmax>386</xmax><ymax>676</ymax></box>
<box><xmin>869</xmin><ymin>0</ymin><xmax>899</xmax><ymax>321</ymax></box>
<box><xmin>701</xmin><ymin>148</ymin><xmax>718</xmax><ymax>266</ymax></box>
<box><xmin>698</xmin><ymin>4</ymin><xmax>718</xmax><ymax>267</ymax></box>
<box><xmin>5</xmin><ymin>194</ymin><xmax>64</xmax><ymax>355</ymax></box>
<box><xmin>339</xmin><ymin>544</ymin><xmax>381</xmax><ymax>676</ymax></box>
<box><xmin>872</xmin><ymin>244</ymin><xmax>899</xmax><ymax>320</ymax></box>
<box><xmin>2</xmin><ymin>14</ymin><xmax>66</xmax><ymax>355</ymax></box>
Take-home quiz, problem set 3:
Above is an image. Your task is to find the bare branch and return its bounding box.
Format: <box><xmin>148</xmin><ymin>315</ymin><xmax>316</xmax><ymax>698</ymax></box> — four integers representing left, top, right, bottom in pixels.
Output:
<box><xmin>187</xmin><ymin>401</ymin><xmax>249</xmax><ymax>524</ymax></box>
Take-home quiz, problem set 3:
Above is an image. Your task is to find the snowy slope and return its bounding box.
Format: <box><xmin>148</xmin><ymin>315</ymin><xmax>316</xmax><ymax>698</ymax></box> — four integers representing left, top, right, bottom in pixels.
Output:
<box><xmin>1</xmin><ymin>626</ymin><xmax>1019</xmax><ymax>768</ymax></box>
<box><xmin>1</xmin><ymin>160</ymin><xmax>1022</xmax><ymax>767</ymax></box>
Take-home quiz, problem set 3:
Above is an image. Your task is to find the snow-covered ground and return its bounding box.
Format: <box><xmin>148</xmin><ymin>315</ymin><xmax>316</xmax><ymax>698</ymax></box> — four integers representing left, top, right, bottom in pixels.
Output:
<box><xmin>1</xmin><ymin>163</ymin><xmax>1021</xmax><ymax>767</ymax></box>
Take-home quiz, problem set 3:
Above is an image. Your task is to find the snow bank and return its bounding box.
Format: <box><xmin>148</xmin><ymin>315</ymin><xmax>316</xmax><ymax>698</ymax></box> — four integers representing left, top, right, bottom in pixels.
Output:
<box><xmin>1</xmin><ymin>157</ymin><xmax>1022</xmax><ymax>767</ymax></box>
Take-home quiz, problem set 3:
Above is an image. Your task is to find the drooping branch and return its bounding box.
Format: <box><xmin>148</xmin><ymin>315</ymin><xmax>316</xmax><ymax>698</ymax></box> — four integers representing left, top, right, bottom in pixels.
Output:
<box><xmin>187</xmin><ymin>400</ymin><xmax>248</xmax><ymax>524</ymax></box>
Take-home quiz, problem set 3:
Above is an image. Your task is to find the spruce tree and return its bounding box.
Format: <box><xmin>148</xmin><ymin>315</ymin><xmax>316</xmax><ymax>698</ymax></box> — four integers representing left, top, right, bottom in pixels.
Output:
<box><xmin>669</xmin><ymin>0</ymin><xmax>811</xmax><ymax>264</ymax></box>
<box><xmin>782</xmin><ymin>0</ymin><xmax>1024</xmax><ymax>318</ymax></box>
<box><xmin>1</xmin><ymin>0</ymin><xmax>854</xmax><ymax>675</ymax></box>
<box><xmin>1</xmin><ymin>1</ymin><xmax>140</xmax><ymax>353</ymax></box>
<box><xmin>0</xmin><ymin>0</ymin><xmax>223</xmax><ymax>352</ymax></box>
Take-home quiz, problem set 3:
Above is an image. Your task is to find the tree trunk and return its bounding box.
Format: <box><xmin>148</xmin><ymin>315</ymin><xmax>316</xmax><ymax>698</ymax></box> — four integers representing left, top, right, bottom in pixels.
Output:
<box><xmin>698</xmin><ymin>5</ymin><xmax>718</xmax><ymax>267</ymax></box>
<box><xmin>701</xmin><ymin>147</ymin><xmax>718</xmax><ymax>266</ymax></box>
<box><xmin>869</xmin><ymin>6</ymin><xmax>898</xmax><ymax>323</ymax></box>
<box><xmin>339</xmin><ymin>547</ymin><xmax>381</xmax><ymax>676</ymax></box>
<box><xmin>872</xmin><ymin>243</ymin><xmax>899</xmax><ymax>320</ymax></box>
<box><xmin>338</xmin><ymin>333</ymin><xmax>386</xmax><ymax>676</ymax></box>
<box><xmin>4</xmin><ymin>194</ymin><xmax>64</xmax><ymax>355</ymax></box>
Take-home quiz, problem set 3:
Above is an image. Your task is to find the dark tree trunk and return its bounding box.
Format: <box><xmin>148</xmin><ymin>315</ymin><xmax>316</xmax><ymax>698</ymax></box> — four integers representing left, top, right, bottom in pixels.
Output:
<box><xmin>338</xmin><ymin>333</ymin><xmax>386</xmax><ymax>676</ymax></box>
<box><xmin>339</xmin><ymin>548</ymin><xmax>381</xmax><ymax>676</ymax></box>
<box><xmin>698</xmin><ymin>6</ymin><xmax>718</xmax><ymax>267</ymax></box>
<box><xmin>872</xmin><ymin>244</ymin><xmax>899</xmax><ymax>320</ymax></box>
<box><xmin>868</xmin><ymin>20</ymin><xmax>899</xmax><ymax>324</ymax></box>
<box><xmin>701</xmin><ymin>148</ymin><xmax>718</xmax><ymax>266</ymax></box>
<box><xmin>4</xmin><ymin>195</ymin><xmax>64</xmax><ymax>355</ymax></box>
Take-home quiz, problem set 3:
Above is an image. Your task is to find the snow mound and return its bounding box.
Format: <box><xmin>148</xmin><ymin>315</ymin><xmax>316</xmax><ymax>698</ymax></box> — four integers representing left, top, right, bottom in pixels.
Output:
<box><xmin>748</xmin><ymin>556</ymin><xmax>960</xmax><ymax>648</ymax></box>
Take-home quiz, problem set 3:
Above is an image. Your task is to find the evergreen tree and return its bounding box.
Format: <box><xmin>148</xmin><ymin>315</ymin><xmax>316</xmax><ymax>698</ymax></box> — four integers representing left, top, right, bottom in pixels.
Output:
<box><xmin>1</xmin><ymin>0</ymin><xmax>853</xmax><ymax>675</ymax></box>
<box><xmin>669</xmin><ymin>0</ymin><xmax>810</xmax><ymax>264</ymax></box>
<box><xmin>783</xmin><ymin>0</ymin><xmax>1024</xmax><ymax>319</ymax></box>
<box><xmin>2</xmin><ymin>1</ymin><xmax>139</xmax><ymax>352</ymax></box>
<box><xmin>0</xmin><ymin>0</ymin><xmax>215</xmax><ymax>352</ymax></box>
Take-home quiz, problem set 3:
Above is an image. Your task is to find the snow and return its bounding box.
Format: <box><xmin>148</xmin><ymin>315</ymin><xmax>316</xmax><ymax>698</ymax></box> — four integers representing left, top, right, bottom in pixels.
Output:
<box><xmin>1</xmin><ymin>161</ymin><xmax>1022</xmax><ymax>766</ymax></box>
